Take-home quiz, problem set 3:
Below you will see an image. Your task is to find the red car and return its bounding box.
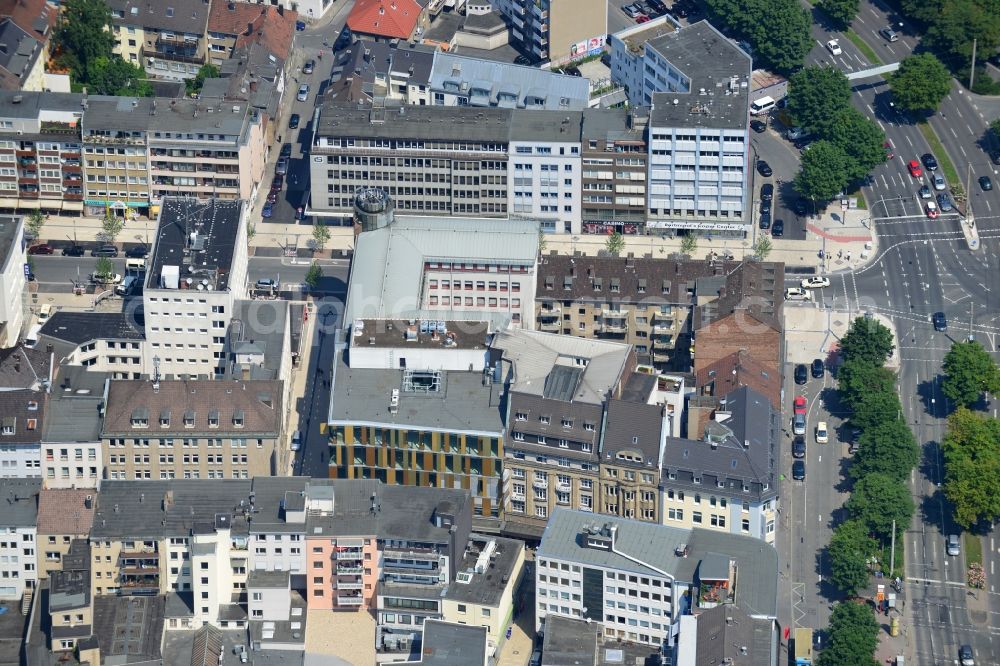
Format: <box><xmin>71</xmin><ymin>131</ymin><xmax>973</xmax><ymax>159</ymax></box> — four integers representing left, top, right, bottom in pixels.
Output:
<box><xmin>883</xmin><ymin>141</ymin><xmax>893</xmax><ymax>159</ymax></box>
<box><xmin>27</xmin><ymin>244</ymin><xmax>53</xmax><ymax>255</ymax></box>
<box><xmin>793</xmin><ymin>395</ymin><xmax>807</xmax><ymax>415</ymax></box>
<box><xmin>636</xmin><ymin>14</ymin><xmax>650</xmax><ymax>22</ymax></box>
<box><xmin>907</xmin><ymin>160</ymin><xmax>922</xmax><ymax>178</ymax></box>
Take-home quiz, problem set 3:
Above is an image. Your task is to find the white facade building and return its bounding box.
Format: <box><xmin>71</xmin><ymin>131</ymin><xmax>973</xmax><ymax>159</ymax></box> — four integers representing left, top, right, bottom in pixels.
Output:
<box><xmin>0</xmin><ymin>478</ymin><xmax>40</xmax><ymax>601</ymax></box>
<box><xmin>143</xmin><ymin>198</ymin><xmax>249</xmax><ymax>379</ymax></box>
<box><xmin>0</xmin><ymin>216</ymin><xmax>26</xmax><ymax>349</ymax></box>
<box><xmin>508</xmin><ymin>111</ymin><xmax>583</xmax><ymax>234</ymax></box>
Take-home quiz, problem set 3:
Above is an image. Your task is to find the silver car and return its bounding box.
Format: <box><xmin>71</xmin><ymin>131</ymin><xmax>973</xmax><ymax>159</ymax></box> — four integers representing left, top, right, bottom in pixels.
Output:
<box><xmin>933</xmin><ymin>173</ymin><xmax>946</xmax><ymax>191</ymax></box>
<box><xmin>297</xmin><ymin>84</ymin><xmax>310</xmax><ymax>102</ymax></box>
<box><xmin>793</xmin><ymin>413</ymin><xmax>806</xmax><ymax>435</ymax></box>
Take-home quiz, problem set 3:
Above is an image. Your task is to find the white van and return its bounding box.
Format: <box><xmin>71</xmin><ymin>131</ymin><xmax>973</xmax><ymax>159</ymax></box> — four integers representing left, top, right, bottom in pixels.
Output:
<box><xmin>750</xmin><ymin>96</ymin><xmax>776</xmax><ymax>115</ymax></box>
<box><xmin>37</xmin><ymin>304</ymin><xmax>52</xmax><ymax>325</ymax></box>
<box><xmin>290</xmin><ymin>431</ymin><xmax>302</xmax><ymax>451</ymax></box>
<box><xmin>24</xmin><ymin>324</ymin><xmax>41</xmax><ymax>349</ymax></box>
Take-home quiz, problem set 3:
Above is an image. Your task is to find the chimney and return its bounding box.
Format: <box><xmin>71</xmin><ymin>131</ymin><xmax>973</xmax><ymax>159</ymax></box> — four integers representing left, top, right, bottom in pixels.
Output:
<box><xmin>246</xmin><ymin>21</ymin><xmax>255</xmax><ymax>35</ymax></box>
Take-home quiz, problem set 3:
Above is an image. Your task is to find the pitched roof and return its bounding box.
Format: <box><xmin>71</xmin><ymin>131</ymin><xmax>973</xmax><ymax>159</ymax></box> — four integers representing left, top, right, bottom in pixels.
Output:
<box><xmin>36</xmin><ymin>488</ymin><xmax>95</xmax><ymax>536</ymax></box>
<box><xmin>0</xmin><ymin>0</ymin><xmax>55</xmax><ymax>40</ymax></box>
<box><xmin>107</xmin><ymin>0</ymin><xmax>210</xmax><ymax>35</ymax></box>
<box><xmin>602</xmin><ymin>398</ymin><xmax>664</xmax><ymax>468</ymax></box>
<box><xmin>347</xmin><ymin>0</ymin><xmax>421</xmax><ymax>40</ymax></box>
<box><xmin>209</xmin><ymin>3</ymin><xmax>297</xmax><ymax>60</ymax></box>
<box><xmin>696</xmin><ymin>349</ymin><xmax>781</xmax><ymax>409</ymax></box>
<box><xmin>102</xmin><ymin>379</ymin><xmax>282</xmax><ymax>435</ymax></box>
<box><xmin>0</xmin><ymin>388</ymin><xmax>45</xmax><ymax>443</ymax></box>
<box><xmin>693</xmin><ymin>261</ymin><xmax>784</xmax><ymax>333</ymax></box>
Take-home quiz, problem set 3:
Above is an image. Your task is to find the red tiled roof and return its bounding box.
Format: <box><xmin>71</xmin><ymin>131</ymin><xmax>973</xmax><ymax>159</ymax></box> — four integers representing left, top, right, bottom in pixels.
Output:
<box><xmin>347</xmin><ymin>0</ymin><xmax>420</xmax><ymax>40</ymax></box>
<box><xmin>0</xmin><ymin>0</ymin><xmax>55</xmax><ymax>40</ymax></box>
<box><xmin>37</xmin><ymin>489</ymin><xmax>95</xmax><ymax>536</ymax></box>
<box><xmin>209</xmin><ymin>2</ymin><xmax>297</xmax><ymax>61</ymax></box>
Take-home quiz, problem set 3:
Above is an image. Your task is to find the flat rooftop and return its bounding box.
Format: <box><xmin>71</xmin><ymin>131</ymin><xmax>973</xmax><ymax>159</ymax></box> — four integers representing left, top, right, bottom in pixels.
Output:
<box><xmin>646</xmin><ymin>21</ymin><xmax>751</xmax><ymax>130</ymax></box>
<box><xmin>445</xmin><ymin>535</ymin><xmax>521</xmax><ymax>607</ymax></box>
<box><xmin>147</xmin><ymin>197</ymin><xmax>243</xmax><ymax>293</ymax></box>
<box><xmin>315</xmin><ymin>100</ymin><xmax>512</xmax><ymax>143</ymax></box>
<box><xmin>0</xmin><ymin>215</ymin><xmax>20</xmax><ymax>269</ymax></box>
<box><xmin>329</xmin><ymin>346</ymin><xmax>504</xmax><ymax>435</ymax></box>
<box><xmin>350</xmin><ymin>318</ymin><xmax>494</xmax><ymax>351</ymax></box>
<box><xmin>39</xmin><ymin>311</ymin><xmax>144</xmax><ymax>346</ymax></box>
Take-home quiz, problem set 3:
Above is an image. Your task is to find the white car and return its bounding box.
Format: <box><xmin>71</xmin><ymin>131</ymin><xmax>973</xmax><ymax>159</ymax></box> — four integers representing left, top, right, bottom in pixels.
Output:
<box><xmin>297</xmin><ymin>84</ymin><xmax>310</xmax><ymax>102</ymax></box>
<box><xmin>826</xmin><ymin>39</ymin><xmax>842</xmax><ymax>55</ymax></box>
<box><xmin>785</xmin><ymin>287</ymin><xmax>812</xmax><ymax>301</ymax></box>
<box><xmin>91</xmin><ymin>272</ymin><xmax>123</xmax><ymax>285</ymax></box>
<box><xmin>801</xmin><ymin>276</ymin><xmax>831</xmax><ymax>289</ymax></box>
<box><xmin>816</xmin><ymin>421</ymin><xmax>829</xmax><ymax>443</ymax></box>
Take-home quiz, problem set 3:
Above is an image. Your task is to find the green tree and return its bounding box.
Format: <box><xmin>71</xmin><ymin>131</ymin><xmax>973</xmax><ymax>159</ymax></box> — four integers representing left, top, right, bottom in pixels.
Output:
<box><xmin>680</xmin><ymin>234</ymin><xmax>697</xmax><ymax>257</ymax></box>
<box><xmin>787</xmin><ymin>66</ymin><xmax>853</xmax><ymax>138</ymax></box>
<box><xmin>53</xmin><ymin>0</ymin><xmax>116</xmax><ymax>82</ymax></box>
<box><xmin>101</xmin><ymin>213</ymin><xmax>124</xmax><ymax>243</ymax></box>
<box><xmin>794</xmin><ymin>140</ymin><xmax>853</xmax><ymax>203</ymax></box>
<box><xmin>703</xmin><ymin>0</ymin><xmax>812</xmax><ymax>74</ymax></box>
<box><xmin>312</xmin><ymin>221</ymin><xmax>331</xmax><ymax>252</ymax></box>
<box><xmin>836</xmin><ymin>358</ymin><xmax>896</xmax><ymax>409</ymax></box>
<box><xmin>845</xmin><ymin>472</ymin><xmax>914</xmax><ymax>541</ymax></box>
<box><xmin>828</xmin><ymin>520</ymin><xmax>877</xmax><ymax>595</ymax></box>
<box><xmin>605</xmin><ymin>231</ymin><xmax>625</xmax><ymax>257</ymax></box>
<box><xmin>890</xmin><ymin>54</ymin><xmax>953</xmax><ymax>113</ymax></box>
<box><xmin>304</xmin><ymin>261</ymin><xmax>323</xmax><ymax>289</ymax></box>
<box><xmin>24</xmin><ymin>209</ymin><xmax>45</xmax><ymax>239</ymax></box>
<box><xmin>924</xmin><ymin>0</ymin><xmax>1000</xmax><ymax>67</ymax></box>
<box><xmin>87</xmin><ymin>56</ymin><xmax>152</xmax><ymax>96</ymax></box>
<box><xmin>828</xmin><ymin>107</ymin><xmax>887</xmax><ymax>179</ymax></box>
<box><xmin>817</xmin><ymin>601</ymin><xmax>880</xmax><ymax>666</ymax></box>
<box><xmin>818</xmin><ymin>0</ymin><xmax>860</xmax><ymax>28</ymax></box>
<box><xmin>850</xmin><ymin>419</ymin><xmax>920</xmax><ymax>482</ymax></box>
<box><xmin>942</xmin><ymin>339</ymin><xmax>1000</xmax><ymax>408</ymax></box>
<box><xmin>942</xmin><ymin>408</ymin><xmax>1000</xmax><ymax>528</ymax></box>
<box><xmin>752</xmin><ymin>235</ymin><xmax>772</xmax><ymax>260</ymax></box>
<box><xmin>850</xmin><ymin>388</ymin><xmax>902</xmax><ymax>432</ymax></box>
<box><xmin>839</xmin><ymin>316</ymin><xmax>895</xmax><ymax>366</ymax></box>
<box><xmin>186</xmin><ymin>64</ymin><xmax>220</xmax><ymax>95</ymax></box>
<box><xmin>537</xmin><ymin>230</ymin><xmax>547</xmax><ymax>254</ymax></box>
<box><xmin>991</xmin><ymin>117</ymin><xmax>1000</xmax><ymax>140</ymax></box>
<box><xmin>94</xmin><ymin>257</ymin><xmax>114</xmax><ymax>279</ymax></box>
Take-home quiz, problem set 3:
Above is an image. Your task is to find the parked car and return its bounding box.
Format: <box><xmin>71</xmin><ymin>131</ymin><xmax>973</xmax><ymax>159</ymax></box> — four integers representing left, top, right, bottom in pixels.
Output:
<box><xmin>515</xmin><ymin>54</ymin><xmax>533</xmax><ymax>66</ymax></box>
<box><xmin>793</xmin><ymin>395</ymin><xmax>807</xmax><ymax>415</ymax></box>
<box><xmin>936</xmin><ymin>193</ymin><xmax>953</xmax><ymax>212</ymax></box>
<box><xmin>302</xmin><ymin>59</ymin><xmax>315</xmax><ymax>75</ymax></box>
<box><xmin>256</xmin><ymin>278</ymin><xmax>280</xmax><ymax>291</ymax></box>
<box><xmin>262</xmin><ymin>202</ymin><xmax>273</xmax><ymax>218</ymax></box>
<box><xmin>801</xmin><ymin>276</ymin><xmax>830</xmax><ymax>289</ymax></box>
<box><xmin>91</xmin><ymin>272</ymin><xmax>122</xmax><ymax>284</ymax></box>
<box><xmin>771</xmin><ymin>219</ymin><xmax>784</xmax><ymax>237</ymax></box>
<box><xmin>125</xmin><ymin>245</ymin><xmax>148</xmax><ymax>259</ymax></box>
<box><xmin>62</xmin><ymin>245</ymin><xmax>85</xmax><ymax>257</ymax></box>
<box><xmin>297</xmin><ymin>84</ymin><xmax>310</xmax><ymax>102</ymax></box>
<box><xmin>280</xmin><ymin>143</ymin><xmax>292</xmax><ymax>158</ymax></box>
<box><xmin>785</xmin><ymin>287</ymin><xmax>811</xmax><ymax>301</ymax></box>
<box><xmin>793</xmin><ymin>199</ymin><xmax>809</xmax><ymax>216</ymax></box>
<box><xmin>925</xmin><ymin>200</ymin><xmax>939</xmax><ymax>219</ymax></box>
<box><xmin>759</xmin><ymin>200</ymin><xmax>771</xmax><ymax>216</ymax></box>
<box><xmin>291</xmin><ymin>431</ymin><xmax>302</xmax><ymax>451</ymax></box>
<box><xmin>622</xmin><ymin>3</ymin><xmax>642</xmax><ymax>17</ymax></box>
<box><xmin>750</xmin><ymin>119</ymin><xmax>767</xmax><ymax>133</ymax></box>
<box><xmin>760</xmin><ymin>183</ymin><xmax>773</xmax><ymax>201</ymax></box>
<box><xmin>918</xmin><ymin>185</ymin><xmax>932</xmax><ymax>199</ymax></box>
<box><xmin>947</xmin><ymin>534</ymin><xmax>961</xmax><ymax>556</ymax></box>
<box><xmin>792</xmin><ymin>436</ymin><xmax>806</xmax><ymax>458</ymax></box>
<box><xmin>334</xmin><ymin>26</ymin><xmax>352</xmax><ymax>50</ymax></box>
<box><xmin>295</xmin><ymin>20</ymin><xmax>306</xmax><ymax>31</ymax></box>
<box><xmin>792</xmin><ymin>459</ymin><xmax>806</xmax><ymax>480</ymax></box>
<box><xmin>636</xmin><ymin>14</ymin><xmax>651</xmax><ymax>22</ymax></box>
<box><xmin>288</xmin><ymin>113</ymin><xmax>300</xmax><ymax>129</ymax></box>
<box><xmin>883</xmin><ymin>141</ymin><xmax>893</xmax><ymax>159</ymax></box>
<box><xmin>815</xmin><ymin>421</ymin><xmax>829</xmax><ymax>443</ymax></box>
<box><xmin>271</xmin><ymin>175</ymin><xmax>284</xmax><ymax>192</ymax></box>
<box><xmin>786</xmin><ymin>127</ymin><xmax>808</xmax><ymax>141</ymax></box>
<box><xmin>793</xmin><ymin>412</ymin><xmax>806</xmax><ymax>435</ymax></box>
<box><xmin>990</xmin><ymin>150</ymin><xmax>1000</xmax><ymax>166</ymax></box>
<box><xmin>275</xmin><ymin>157</ymin><xmax>289</xmax><ymax>176</ymax></box>
<box><xmin>27</xmin><ymin>244</ymin><xmax>53</xmax><ymax>255</ymax></box>
<box><xmin>921</xmin><ymin>153</ymin><xmax>938</xmax><ymax>171</ymax></box>
<box><xmin>757</xmin><ymin>160</ymin><xmax>772</xmax><ymax>177</ymax></box>
<box><xmin>91</xmin><ymin>244</ymin><xmax>118</xmax><ymax>257</ymax></box>
<box><xmin>794</xmin><ymin>363</ymin><xmax>808</xmax><ymax>385</ymax></box>
<box><xmin>758</xmin><ymin>212</ymin><xmax>771</xmax><ymax>230</ymax></box>
<box><xmin>932</xmin><ymin>311</ymin><xmax>947</xmax><ymax>331</ymax></box>
<box><xmin>932</xmin><ymin>172</ymin><xmax>946</xmax><ymax>191</ymax></box>
<box><xmin>811</xmin><ymin>358</ymin><xmax>824</xmax><ymax>378</ymax></box>
<box><xmin>980</xmin><ymin>175</ymin><xmax>994</xmax><ymax>191</ymax></box>
<box><xmin>826</xmin><ymin>39</ymin><xmax>842</xmax><ymax>55</ymax></box>
<box><xmin>959</xmin><ymin>644</ymin><xmax>974</xmax><ymax>666</ymax></box>
<box><xmin>266</xmin><ymin>190</ymin><xmax>278</xmax><ymax>204</ymax></box>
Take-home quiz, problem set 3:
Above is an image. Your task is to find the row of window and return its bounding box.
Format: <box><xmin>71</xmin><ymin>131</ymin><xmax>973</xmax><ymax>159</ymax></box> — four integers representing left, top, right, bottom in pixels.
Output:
<box><xmin>427</xmin><ymin>279</ymin><xmax>521</xmax><ymax>291</ymax></box>
<box><xmin>107</xmin><ymin>469</ymin><xmax>248</xmax><ymax>479</ymax></box>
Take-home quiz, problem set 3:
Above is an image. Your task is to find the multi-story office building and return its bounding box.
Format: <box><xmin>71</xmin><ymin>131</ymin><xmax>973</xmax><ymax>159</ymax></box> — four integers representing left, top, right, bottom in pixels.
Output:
<box><xmin>580</xmin><ymin>107</ymin><xmax>649</xmax><ymax>235</ymax></box>
<box><xmin>144</xmin><ymin>197</ymin><xmax>249</xmax><ymax>378</ymax></box>
<box><xmin>343</xmin><ymin>199</ymin><xmax>539</xmax><ymax>328</ymax></box>
<box><xmin>660</xmin><ymin>386</ymin><xmax>779</xmax><ymax>543</ymax></box>
<box><xmin>508</xmin><ymin>111</ymin><xmax>583</xmax><ymax>234</ymax></box>
<box><xmin>327</xmin><ymin>320</ymin><xmax>506</xmax><ymax>519</ymax></box>
<box><xmin>0</xmin><ymin>93</ymin><xmax>85</xmax><ymax>215</ymax></box>
<box><xmin>535</xmin><ymin>508</ymin><xmax>778</xmax><ymax>650</ymax></box>
<box><xmin>0</xmin><ymin>477</ymin><xmax>40</xmax><ymax>601</ymax></box>
<box><xmin>0</xmin><ymin>215</ymin><xmax>25</xmax><ymax>347</ymax></box>
<box><xmin>610</xmin><ymin>21</ymin><xmax>752</xmax><ymax>235</ymax></box>
<box><xmin>100</xmin><ymin>379</ymin><xmax>282</xmax><ymax>481</ymax></box>
<box><xmin>79</xmin><ymin>95</ymin><xmax>153</xmax><ymax>218</ymax></box>
<box><xmin>310</xmin><ymin>102</ymin><xmax>512</xmax><ymax>220</ymax></box>
<box><xmin>598</xmin><ymin>399</ymin><xmax>666</xmax><ymax>523</ymax></box>
<box><xmin>492</xmin><ymin>0</ymin><xmax>607</xmax><ymax>64</ymax></box>
<box><xmin>107</xmin><ymin>0</ymin><xmax>210</xmax><ymax>80</ymax></box>
<box><xmin>36</xmin><ymin>489</ymin><xmax>95</xmax><ymax>579</ymax></box>
<box><xmin>492</xmin><ymin>329</ymin><xmax>635</xmax><ymax>538</ymax></box>
<box><xmin>0</xmin><ymin>389</ymin><xmax>45</xmax><ymax>478</ymax></box>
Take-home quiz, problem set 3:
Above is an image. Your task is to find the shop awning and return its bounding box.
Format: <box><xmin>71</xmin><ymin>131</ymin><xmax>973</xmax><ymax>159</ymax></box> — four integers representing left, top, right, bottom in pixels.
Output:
<box><xmin>17</xmin><ymin>200</ymin><xmax>41</xmax><ymax>209</ymax></box>
<box><xmin>0</xmin><ymin>197</ymin><xmax>17</xmax><ymax>208</ymax></box>
<box><xmin>62</xmin><ymin>201</ymin><xmax>84</xmax><ymax>211</ymax></box>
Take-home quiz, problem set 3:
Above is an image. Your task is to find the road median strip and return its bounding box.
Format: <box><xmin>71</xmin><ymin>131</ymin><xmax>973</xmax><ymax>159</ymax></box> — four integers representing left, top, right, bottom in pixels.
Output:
<box><xmin>845</xmin><ymin>29</ymin><xmax>881</xmax><ymax>66</ymax></box>
<box><xmin>917</xmin><ymin>121</ymin><xmax>961</xmax><ymax>187</ymax></box>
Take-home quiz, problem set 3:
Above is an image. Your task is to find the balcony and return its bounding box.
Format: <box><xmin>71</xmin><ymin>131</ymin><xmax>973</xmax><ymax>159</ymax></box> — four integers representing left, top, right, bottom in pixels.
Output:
<box><xmin>556</xmin><ymin>480</ymin><xmax>572</xmax><ymax>493</ymax></box>
<box><xmin>652</xmin><ymin>322</ymin><xmax>674</xmax><ymax>333</ymax></box>
<box><xmin>334</xmin><ymin>547</ymin><xmax>364</xmax><ymax>560</ymax></box>
<box><xmin>143</xmin><ymin>47</ymin><xmax>203</xmax><ymax>65</ymax></box>
<box><xmin>533</xmin><ymin>478</ymin><xmax>548</xmax><ymax>490</ymax></box>
<box><xmin>600</xmin><ymin>319</ymin><xmax>628</xmax><ymax>334</ymax></box>
<box><xmin>336</xmin><ymin>563</ymin><xmax>364</xmax><ymax>574</ymax></box>
<box><xmin>335</xmin><ymin>576</ymin><xmax>364</xmax><ymax>590</ymax></box>
<box><xmin>538</xmin><ymin>320</ymin><xmax>560</xmax><ymax>332</ymax></box>
<box><xmin>337</xmin><ymin>593</ymin><xmax>364</xmax><ymax>606</ymax></box>
<box><xmin>652</xmin><ymin>337</ymin><xmax>673</xmax><ymax>349</ymax></box>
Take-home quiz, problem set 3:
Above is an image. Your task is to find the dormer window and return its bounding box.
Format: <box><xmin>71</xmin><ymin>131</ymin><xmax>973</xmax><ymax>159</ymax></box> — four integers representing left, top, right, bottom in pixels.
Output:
<box><xmin>540</xmin><ymin>415</ymin><xmax>551</xmax><ymax>425</ymax></box>
<box><xmin>208</xmin><ymin>409</ymin><xmax>219</xmax><ymax>428</ymax></box>
<box><xmin>159</xmin><ymin>410</ymin><xmax>170</xmax><ymax>428</ymax></box>
<box><xmin>130</xmin><ymin>408</ymin><xmax>148</xmax><ymax>428</ymax></box>
<box><xmin>561</xmin><ymin>418</ymin><xmax>573</xmax><ymax>429</ymax></box>
<box><xmin>27</xmin><ymin>401</ymin><xmax>38</xmax><ymax>411</ymax></box>
<box><xmin>26</xmin><ymin>419</ymin><xmax>36</xmax><ymax>431</ymax></box>
<box><xmin>233</xmin><ymin>410</ymin><xmax>245</xmax><ymax>428</ymax></box>
<box><xmin>584</xmin><ymin>422</ymin><xmax>596</xmax><ymax>432</ymax></box>
<box><xmin>1</xmin><ymin>417</ymin><xmax>14</xmax><ymax>435</ymax></box>
<box><xmin>515</xmin><ymin>412</ymin><xmax>528</xmax><ymax>422</ymax></box>
<box><xmin>610</xmin><ymin>278</ymin><xmax>620</xmax><ymax>293</ymax></box>
<box><xmin>183</xmin><ymin>410</ymin><xmax>195</xmax><ymax>428</ymax></box>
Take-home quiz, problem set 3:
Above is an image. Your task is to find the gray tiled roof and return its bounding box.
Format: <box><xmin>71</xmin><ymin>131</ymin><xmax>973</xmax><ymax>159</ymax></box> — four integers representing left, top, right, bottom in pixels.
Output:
<box><xmin>0</xmin><ymin>477</ymin><xmax>40</xmax><ymax>527</ymax></box>
<box><xmin>107</xmin><ymin>0</ymin><xmax>210</xmax><ymax>36</ymax></box>
<box><xmin>695</xmin><ymin>604</ymin><xmax>775</xmax><ymax>666</ymax></box>
<box><xmin>693</xmin><ymin>261</ymin><xmax>784</xmax><ymax>332</ymax></box>
<box><xmin>646</xmin><ymin>21</ymin><xmax>751</xmax><ymax>130</ymax></box>
<box><xmin>601</xmin><ymin>399</ymin><xmax>664</xmax><ymax>468</ymax></box>
<box><xmin>538</xmin><ymin>508</ymin><xmax>778</xmax><ymax>618</ymax></box>
<box><xmin>444</xmin><ymin>535</ymin><xmax>522</xmax><ymax>607</ymax></box>
<box><xmin>0</xmin><ymin>389</ymin><xmax>45</xmax><ymax>444</ymax></box>
<box><xmin>40</xmin><ymin>311</ymin><xmax>144</xmax><ymax>346</ymax></box>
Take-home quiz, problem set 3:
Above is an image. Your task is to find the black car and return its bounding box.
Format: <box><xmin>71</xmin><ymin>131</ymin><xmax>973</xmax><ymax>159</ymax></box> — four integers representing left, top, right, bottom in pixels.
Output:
<box><xmin>794</xmin><ymin>363</ymin><xmax>808</xmax><ymax>385</ymax></box>
<box><xmin>792</xmin><ymin>460</ymin><xmax>806</xmax><ymax>480</ymax></box>
<box><xmin>565</xmin><ymin>66</ymin><xmax>582</xmax><ymax>77</ymax></box>
<box><xmin>757</xmin><ymin>160</ymin><xmax>772</xmax><ymax>177</ymax></box>
<box><xmin>921</xmin><ymin>153</ymin><xmax>939</xmax><ymax>171</ymax></box>
<box><xmin>793</xmin><ymin>199</ymin><xmax>809</xmax><ymax>216</ymax></box>
<box><xmin>980</xmin><ymin>175</ymin><xmax>993</xmax><ymax>191</ymax></box>
<box><xmin>760</xmin><ymin>200</ymin><xmax>771</xmax><ymax>216</ymax></box>
<box><xmin>280</xmin><ymin>143</ymin><xmax>292</xmax><ymax>158</ymax></box>
<box><xmin>991</xmin><ymin>149</ymin><xmax>1000</xmax><ymax>166</ymax></box>
<box><xmin>334</xmin><ymin>26</ymin><xmax>352</xmax><ymax>50</ymax></box>
<box><xmin>125</xmin><ymin>245</ymin><xmax>148</xmax><ymax>259</ymax></box>
<box><xmin>600</xmin><ymin>52</ymin><xmax>611</xmax><ymax>67</ymax></box>
<box><xmin>271</xmin><ymin>175</ymin><xmax>284</xmax><ymax>192</ymax></box>
<box><xmin>959</xmin><ymin>644</ymin><xmax>974</xmax><ymax>666</ymax></box>
<box><xmin>760</xmin><ymin>183</ymin><xmax>773</xmax><ymax>201</ymax></box>
<box><xmin>811</xmin><ymin>358</ymin><xmax>824</xmax><ymax>378</ymax></box>
<box><xmin>514</xmin><ymin>54</ymin><xmax>533</xmax><ymax>66</ymax></box>
<box><xmin>759</xmin><ymin>212</ymin><xmax>771</xmax><ymax>230</ymax></box>
<box><xmin>750</xmin><ymin>119</ymin><xmax>767</xmax><ymax>133</ymax></box>
<box><xmin>288</xmin><ymin>113</ymin><xmax>300</xmax><ymax>129</ymax></box>
<box><xmin>792</xmin><ymin>436</ymin><xmax>806</xmax><ymax>459</ymax></box>
<box><xmin>933</xmin><ymin>311</ymin><xmax>947</xmax><ymax>331</ymax></box>
<box><xmin>771</xmin><ymin>219</ymin><xmax>784</xmax><ymax>237</ymax></box>
<box><xmin>91</xmin><ymin>244</ymin><xmax>118</xmax><ymax>258</ymax></box>
<box><xmin>62</xmin><ymin>245</ymin><xmax>85</xmax><ymax>257</ymax></box>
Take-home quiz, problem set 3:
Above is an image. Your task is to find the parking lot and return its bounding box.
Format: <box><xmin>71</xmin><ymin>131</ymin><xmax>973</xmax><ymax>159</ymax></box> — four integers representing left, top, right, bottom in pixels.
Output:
<box><xmin>750</xmin><ymin>114</ymin><xmax>811</xmax><ymax>241</ymax></box>
<box><xmin>608</xmin><ymin>0</ymin><xmax>700</xmax><ymax>35</ymax></box>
